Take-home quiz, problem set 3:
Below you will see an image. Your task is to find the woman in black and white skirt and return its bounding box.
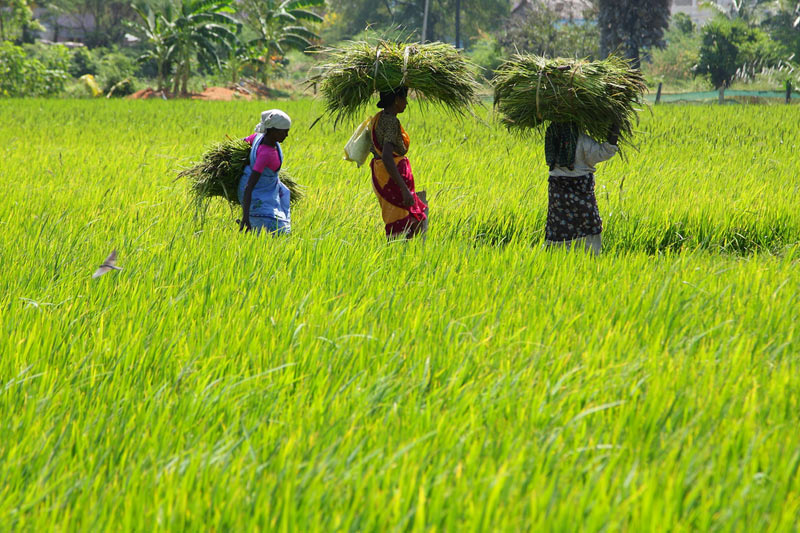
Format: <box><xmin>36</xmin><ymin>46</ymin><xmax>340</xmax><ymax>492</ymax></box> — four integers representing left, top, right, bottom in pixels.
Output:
<box><xmin>544</xmin><ymin>122</ymin><xmax>620</xmax><ymax>254</ymax></box>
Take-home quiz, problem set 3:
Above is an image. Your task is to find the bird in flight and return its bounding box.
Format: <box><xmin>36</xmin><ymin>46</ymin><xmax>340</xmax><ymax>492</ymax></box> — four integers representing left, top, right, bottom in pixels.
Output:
<box><xmin>92</xmin><ymin>250</ymin><xmax>123</xmax><ymax>279</ymax></box>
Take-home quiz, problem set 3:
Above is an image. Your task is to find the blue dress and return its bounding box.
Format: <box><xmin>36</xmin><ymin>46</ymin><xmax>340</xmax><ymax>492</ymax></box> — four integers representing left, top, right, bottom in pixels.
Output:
<box><xmin>237</xmin><ymin>134</ymin><xmax>291</xmax><ymax>234</ymax></box>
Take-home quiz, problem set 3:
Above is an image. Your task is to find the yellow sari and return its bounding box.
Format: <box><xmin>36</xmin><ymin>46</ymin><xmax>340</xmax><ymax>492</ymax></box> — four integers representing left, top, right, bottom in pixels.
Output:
<box><xmin>369</xmin><ymin>112</ymin><xmax>427</xmax><ymax>236</ymax></box>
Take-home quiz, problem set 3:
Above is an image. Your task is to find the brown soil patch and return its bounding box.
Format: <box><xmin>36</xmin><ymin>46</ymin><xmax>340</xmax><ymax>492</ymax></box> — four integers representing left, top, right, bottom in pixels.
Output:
<box><xmin>191</xmin><ymin>86</ymin><xmax>254</xmax><ymax>101</ymax></box>
<box><xmin>127</xmin><ymin>86</ymin><xmax>257</xmax><ymax>101</ymax></box>
<box><xmin>128</xmin><ymin>88</ymin><xmax>168</xmax><ymax>100</ymax></box>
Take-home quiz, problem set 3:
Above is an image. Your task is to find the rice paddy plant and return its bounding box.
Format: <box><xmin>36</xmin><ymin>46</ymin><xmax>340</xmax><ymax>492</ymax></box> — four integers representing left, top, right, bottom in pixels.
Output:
<box><xmin>178</xmin><ymin>137</ymin><xmax>305</xmax><ymax>211</ymax></box>
<box><xmin>307</xmin><ymin>40</ymin><xmax>482</xmax><ymax>125</ymax></box>
<box><xmin>0</xmin><ymin>99</ymin><xmax>798</xmax><ymax>531</ymax></box>
<box><xmin>492</xmin><ymin>54</ymin><xmax>647</xmax><ymax>142</ymax></box>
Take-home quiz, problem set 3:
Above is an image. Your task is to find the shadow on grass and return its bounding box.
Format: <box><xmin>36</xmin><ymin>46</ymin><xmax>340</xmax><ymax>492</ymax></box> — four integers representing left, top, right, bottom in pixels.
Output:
<box><xmin>466</xmin><ymin>214</ymin><xmax>799</xmax><ymax>256</ymax></box>
<box><xmin>470</xmin><ymin>215</ymin><xmax>536</xmax><ymax>247</ymax></box>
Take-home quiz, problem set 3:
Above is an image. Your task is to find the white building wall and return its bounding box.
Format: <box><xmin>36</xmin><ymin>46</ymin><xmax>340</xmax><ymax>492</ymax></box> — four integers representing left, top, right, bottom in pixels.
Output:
<box><xmin>671</xmin><ymin>0</ymin><xmax>732</xmax><ymax>25</ymax></box>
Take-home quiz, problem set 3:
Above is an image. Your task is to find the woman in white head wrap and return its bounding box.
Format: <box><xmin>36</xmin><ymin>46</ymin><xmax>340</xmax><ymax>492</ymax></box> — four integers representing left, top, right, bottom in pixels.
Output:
<box><xmin>237</xmin><ymin>109</ymin><xmax>293</xmax><ymax>234</ymax></box>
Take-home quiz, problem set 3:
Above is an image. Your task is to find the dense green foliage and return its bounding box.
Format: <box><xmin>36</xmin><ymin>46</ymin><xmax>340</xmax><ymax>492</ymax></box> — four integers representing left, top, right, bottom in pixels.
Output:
<box><xmin>5</xmin><ymin>0</ymin><xmax>800</xmax><ymax>96</ymax></box>
<box><xmin>237</xmin><ymin>0</ymin><xmax>325</xmax><ymax>85</ymax></box>
<box><xmin>326</xmin><ymin>0</ymin><xmax>508</xmax><ymax>46</ymax></box>
<box><xmin>1</xmin><ymin>99</ymin><xmax>799</xmax><ymax>530</ymax></box>
<box><xmin>696</xmin><ymin>16</ymin><xmax>784</xmax><ymax>88</ymax></box>
<box><xmin>0</xmin><ymin>41</ymin><xmax>69</xmax><ymax>96</ymax></box>
<box><xmin>598</xmin><ymin>0</ymin><xmax>671</xmax><ymax>65</ymax></box>
<box><xmin>500</xmin><ymin>0</ymin><xmax>600</xmax><ymax>59</ymax></box>
<box><xmin>45</xmin><ymin>0</ymin><xmax>136</xmax><ymax>47</ymax></box>
<box><xmin>0</xmin><ymin>0</ymin><xmax>42</xmax><ymax>42</ymax></box>
<box><xmin>648</xmin><ymin>19</ymin><xmax>702</xmax><ymax>83</ymax></box>
<box><xmin>154</xmin><ymin>0</ymin><xmax>240</xmax><ymax>95</ymax></box>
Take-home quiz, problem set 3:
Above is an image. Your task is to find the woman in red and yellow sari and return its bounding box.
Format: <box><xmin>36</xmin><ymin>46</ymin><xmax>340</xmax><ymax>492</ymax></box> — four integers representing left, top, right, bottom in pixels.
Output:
<box><xmin>369</xmin><ymin>86</ymin><xmax>428</xmax><ymax>239</ymax></box>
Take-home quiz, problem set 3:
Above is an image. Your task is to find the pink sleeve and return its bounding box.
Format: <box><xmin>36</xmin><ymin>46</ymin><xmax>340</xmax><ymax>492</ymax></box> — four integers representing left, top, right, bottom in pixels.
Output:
<box><xmin>245</xmin><ymin>134</ymin><xmax>257</xmax><ymax>145</ymax></box>
<box><xmin>252</xmin><ymin>144</ymin><xmax>280</xmax><ymax>173</ymax></box>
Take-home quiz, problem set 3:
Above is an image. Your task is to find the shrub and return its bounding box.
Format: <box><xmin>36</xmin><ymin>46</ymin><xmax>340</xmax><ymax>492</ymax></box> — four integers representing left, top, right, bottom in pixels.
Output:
<box><xmin>0</xmin><ymin>41</ymin><xmax>69</xmax><ymax>97</ymax></box>
<box><xmin>96</xmin><ymin>50</ymin><xmax>138</xmax><ymax>96</ymax></box>
<box><xmin>672</xmin><ymin>12</ymin><xmax>695</xmax><ymax>35</ymax></box>
<box><xmin>499</xmin><ymin>2</ymin><xmax>600</xmax><ymax>59</ymax></box>
<box><xmin>647</xmin><ymin>24</ymin><xmax>701</xmax><ymax>82</ymax></box>
<box><xmin>467</xmin><ymin>33</ymin><xmax>504</xmax><ymax>81</ymax></box>
<box><xmin>68</xmin><ymin>46</ymin><xmax>100</xmax><ymax>78</ymax></box>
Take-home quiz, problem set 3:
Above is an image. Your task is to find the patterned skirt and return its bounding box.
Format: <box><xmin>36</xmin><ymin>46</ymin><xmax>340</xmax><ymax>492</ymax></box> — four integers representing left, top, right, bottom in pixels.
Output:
<box><xmin>545</xmin><ymin>174</ymin><xmax>603</xmax><ymax>242</ymax></box>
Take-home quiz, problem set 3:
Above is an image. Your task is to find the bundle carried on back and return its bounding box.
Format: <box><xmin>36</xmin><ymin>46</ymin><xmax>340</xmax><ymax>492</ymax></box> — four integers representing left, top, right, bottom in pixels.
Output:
<box><xmin>307</xmin><ymin>40</ymin><xmax>481</xmax><ymax>124</ymax></box>
<box><xmin>178</xmin><ymin>137</ymin><xmax>304</xmax><ymax>210</ymax></box>
<box><xmin>492</xmin><ymin>54</ymin><xmax>647</xmax><ymax>142</ymax></box>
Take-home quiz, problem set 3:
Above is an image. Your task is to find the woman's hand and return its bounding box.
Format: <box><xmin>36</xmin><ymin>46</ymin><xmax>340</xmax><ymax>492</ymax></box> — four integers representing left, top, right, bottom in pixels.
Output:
<box><xmin>240</xmin><ymin>170</ymin><xmax>261</xmax><ymax>234</ymax></box>
<box><xmin>237</xmin><ymin>219</ymin><xmax>252</xmax><ymax>232</ymax></box>
<box><xmin>607</xmin><ymin>122</ymin><xmax>621</xmax><ymax>145</ymax></box>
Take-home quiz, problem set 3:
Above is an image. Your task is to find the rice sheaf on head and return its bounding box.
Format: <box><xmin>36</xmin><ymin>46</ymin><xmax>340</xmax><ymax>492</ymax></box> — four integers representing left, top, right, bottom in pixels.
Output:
<box><xmin>492</xmin><ymin>54</ymin><xmax>648</xmax><ymax>143</ymax></box>
<box><xmin>307</xmin><ymin>40</ymin><xmax>482</xmax><ymax>125</ymax></box>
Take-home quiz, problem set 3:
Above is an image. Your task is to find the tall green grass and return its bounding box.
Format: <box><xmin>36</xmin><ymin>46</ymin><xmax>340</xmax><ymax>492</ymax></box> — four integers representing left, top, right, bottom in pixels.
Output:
<box><xmin>0</xmin><ymin>100</ymin><xmax>798</xmax><ymax>531</ymax></box>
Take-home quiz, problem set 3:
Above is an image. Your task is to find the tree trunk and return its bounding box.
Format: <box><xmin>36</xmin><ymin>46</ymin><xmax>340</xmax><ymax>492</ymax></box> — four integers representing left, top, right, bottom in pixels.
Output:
<box><xmin>172</xmin><ymin>62</ymin><xmax>181</xmax><ymax>95</ymax></box>
<box><xmin>262</xmin><ymin>58</ymin><xmax>270</xmax><ymax>88</ymax></box>
<box><xmin>455</xmin><ymin>0</ymin><xmax>461</xmax><ymax>48</ymax></box>
<box><xmin>157</xmin><ymin>61</ymin><xmax>165</xmax><ymax>92</ymax></box>
<box><xmin>231</xmin><ymin>57</ymin><xmax>239</xmax><ymax>85</ymax></box>
<box><xmin>627</xmin><ymin>41</ymin><xmax>640</xmax><ymax>69</ymax></box>
<box><xmin>421</xmin><ymin>0</ymin><xmax>430</xmax><ymax>43</ymax></box>
<box><xmin>181</xmin><ymin>62</ymin><xmax>189</xmax><ymax>96</ymax></box>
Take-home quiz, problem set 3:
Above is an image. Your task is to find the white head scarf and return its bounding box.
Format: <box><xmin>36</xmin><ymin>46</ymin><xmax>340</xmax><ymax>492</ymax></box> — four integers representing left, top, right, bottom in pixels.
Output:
<box><xmin>254</xmin><ymin>109</ymin><xmax>291</xmax><ymax>133</ymax></box>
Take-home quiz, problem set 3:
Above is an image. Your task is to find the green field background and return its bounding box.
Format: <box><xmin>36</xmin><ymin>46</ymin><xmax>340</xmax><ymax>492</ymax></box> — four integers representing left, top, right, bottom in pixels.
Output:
<box><xmin>1</xmin><ymin>100</ymin><xmax>798</xmax><ymax>531</ymax></box>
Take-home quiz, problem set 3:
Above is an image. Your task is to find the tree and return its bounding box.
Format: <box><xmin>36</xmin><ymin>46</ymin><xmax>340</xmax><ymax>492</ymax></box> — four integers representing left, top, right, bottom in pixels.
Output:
<box><xmin>236</xmin><ymin>0</ymin><xmax>323</xmax><ymax>85</ymax></box>
<box><xmin>165</xmin><ymin>0</ymin><xmax>240</xmax><ymax>94</ymax></box>
<box><xmin>128</xmin><ymin>2</ymin><xmax>174</xmax><ymax>91</ymax></box>
<box><xmin>454</xmin><ymin>0</ymin><xmax>460</xmax><ymax>48</ymax></box>
<box><xmin>598</xmin><ymin>0</ymin><xmax>671</xmax><ymax>67</ymax></box>
<box><xmin>128</xmin><ymin>0</ymin><xmax>240</xmax><ymax>94</ymax></box>
<box><xmin>672</xmin><ymin>12</ymin><xmax>695</xmax><ymax>34</ymax></box>
<box><xmin>695</xmin><ymin>15</ymin><xmax>784</xmax><ymax>88</ymax></box>
<box><xmin>501</xmin><ymin>0</ymin><xmax>599</xmax><ymax>59</ymax></box>
<box><xmin>760</xmin><ymin>1</ymin><xmax>800</xmax><ymax>61</ymax></box>
<box><xmin>326</xmin><ymin>0</ymin><xmax>508</xmax><ymax>48</ymax></box>
<box><xmin>0</xmin><ymin>0</ymin><xmax>43</xmax><ymax>42</ymax></box>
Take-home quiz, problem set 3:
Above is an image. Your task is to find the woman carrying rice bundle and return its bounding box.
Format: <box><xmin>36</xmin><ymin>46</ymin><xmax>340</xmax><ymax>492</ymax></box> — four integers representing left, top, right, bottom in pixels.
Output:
<box><xmin>544</xmin><ymin>121</ymin><xmax>620</xmax><ymax>254</ymax></box>
<box><xmin>238</xmin><ymin>109</ymin><xmax>292</xmax><ymax>235</ymax></box>
<box><xmin>368</xmin><ymin>87</ymin><xmax>428</xmax><ymax>239</ymax></box>
<box><xmin>309</xmin><ymin>40</ymin><xmax>479</xmax><ymax>239</ymax></box>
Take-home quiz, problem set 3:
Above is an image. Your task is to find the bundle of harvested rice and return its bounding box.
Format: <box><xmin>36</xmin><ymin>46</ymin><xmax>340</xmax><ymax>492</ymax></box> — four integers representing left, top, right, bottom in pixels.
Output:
<box><xmin>307</xmin><ymin>40</ymin><xmax>481</xmax><ymax>124</ymax></box>
<box><xmin>492</xmin><ymin>54</ymin><xmax>647</xmax><ymax>141</ymax></box>
<box><xmin>178</xmin><ymin>137</ymin><xmax>304</xmax><ymax>209</ymax></box>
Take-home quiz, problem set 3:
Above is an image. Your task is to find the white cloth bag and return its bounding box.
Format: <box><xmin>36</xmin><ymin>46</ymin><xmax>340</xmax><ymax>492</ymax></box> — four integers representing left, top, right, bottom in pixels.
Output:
<box><xmin>343</xmin><ymin>117</ymin><xmax>372</xmax><ymax>167</ymax></box>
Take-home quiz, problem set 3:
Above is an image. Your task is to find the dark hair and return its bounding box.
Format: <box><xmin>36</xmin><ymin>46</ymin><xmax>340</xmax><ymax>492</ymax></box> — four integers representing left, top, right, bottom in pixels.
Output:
<box><xmin>377</xmin><ymin>86</ymin><xmax>409</xmax><ymax>109</ymax></box>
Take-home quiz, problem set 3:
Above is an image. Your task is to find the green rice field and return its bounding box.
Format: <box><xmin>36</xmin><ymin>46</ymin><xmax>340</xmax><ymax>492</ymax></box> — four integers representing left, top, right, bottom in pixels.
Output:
<box><xmin>1</xmin><ymin>99</ymin><xmax>798</xmax><ymax>531</ymax></box>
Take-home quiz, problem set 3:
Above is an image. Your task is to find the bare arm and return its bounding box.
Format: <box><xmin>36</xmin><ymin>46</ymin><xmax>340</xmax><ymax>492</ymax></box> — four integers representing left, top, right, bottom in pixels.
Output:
<box><xmin>382</xmin><ymin>141</ymin><xmax>414</xmax><ymax>207</ymax></box>
<box><xmin>239</xmin><ymin>170</ymin><xmax>261</xmax><ymax>232</ymax></box>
